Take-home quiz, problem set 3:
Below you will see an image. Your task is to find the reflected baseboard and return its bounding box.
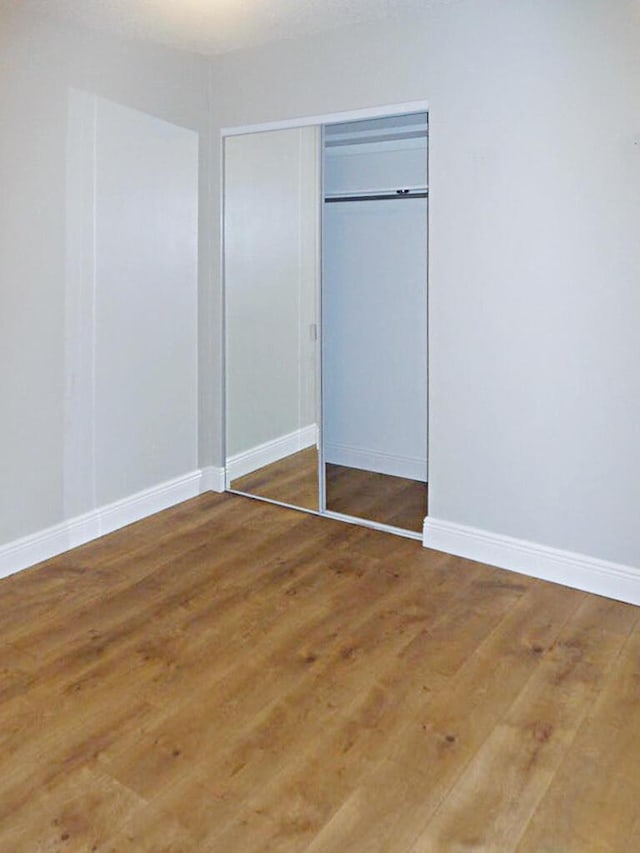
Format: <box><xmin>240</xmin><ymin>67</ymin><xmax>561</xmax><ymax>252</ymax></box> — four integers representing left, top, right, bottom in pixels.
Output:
<box><xmin>324</xmin><ymin>442</ymin><xmax>427</xmax><ymax>482</ymax></box>
<box><xmin>227</xmin><ymin>425</ymin><xmax>318</xmax><ymax>481</ymax></box>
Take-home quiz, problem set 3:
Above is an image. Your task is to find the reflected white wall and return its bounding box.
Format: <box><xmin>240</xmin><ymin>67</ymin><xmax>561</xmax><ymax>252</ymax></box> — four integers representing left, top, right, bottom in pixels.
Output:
<box><xmin>224</xmin><ymin>127</ymin><xmax>319</xmax><ymax>459</ymax></box>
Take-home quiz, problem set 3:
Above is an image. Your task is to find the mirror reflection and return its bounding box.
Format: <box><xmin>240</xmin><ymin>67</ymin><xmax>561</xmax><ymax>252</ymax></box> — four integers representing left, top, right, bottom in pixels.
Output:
<box><xmin>224</xmin><ymin>111</ymin><xmax>429</xmax><ymax>537</ymax></box>
<box><xmin>224</xmin><ymin>127</ymin><xmax>320</xmax><ymax>511</ymax></box>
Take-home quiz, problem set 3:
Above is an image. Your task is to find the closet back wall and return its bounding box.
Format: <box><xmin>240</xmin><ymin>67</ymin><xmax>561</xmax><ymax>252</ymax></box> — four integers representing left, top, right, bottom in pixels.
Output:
<box><xmin>323</xmin><ymin>128</ymin><xmax>428</xmax><ymax>482</ymax></box>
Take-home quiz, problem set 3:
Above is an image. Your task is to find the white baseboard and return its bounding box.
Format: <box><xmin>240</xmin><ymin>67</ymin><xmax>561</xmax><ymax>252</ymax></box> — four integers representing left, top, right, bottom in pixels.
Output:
<box><xmin>199</xmin><ymin>466</ymin><xmax>226</xmax><ymax>494</ymax></box>
<box><xmin>324</xmin><ymin>442</ymin><xmax>427</xmax><ymax>482</ymax></box>
<box><xmin>227</xmin><ymin>424</ymin><xmax>318</xmax><ymax>482</ymax></box>
<box><xmin>423</xmin><ymin>516</ymin><xmax>640</xmax><ymax>606</ymax></box>
<box><xmin>0</xmin><ymin>467</ymin><xmax>225</xmax><ymax>582</ymax></box>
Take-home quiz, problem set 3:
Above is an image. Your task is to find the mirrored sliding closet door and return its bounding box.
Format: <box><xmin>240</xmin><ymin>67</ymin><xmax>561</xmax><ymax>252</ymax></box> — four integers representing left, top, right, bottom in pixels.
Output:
<box><xmin>224</xmin><ymin>127</ymin><xmax>321</xmax><ymax>511</ymax></box>
<box><xmin>224</xmin><ymin>109</ymin><xmax>428</xmax><ymax>538</ymax></box>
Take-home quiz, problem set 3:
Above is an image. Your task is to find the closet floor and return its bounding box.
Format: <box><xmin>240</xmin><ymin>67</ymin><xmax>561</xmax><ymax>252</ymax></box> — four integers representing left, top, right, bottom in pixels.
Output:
<box><xmin>231</xmin><ymin>448</ymin><xmax>427</xmax><ymax>533</ymax></box>
<box><xmin>325</xmin><ymin>463</ymin><xmax>427</xmax><ymax>533</ymax></box>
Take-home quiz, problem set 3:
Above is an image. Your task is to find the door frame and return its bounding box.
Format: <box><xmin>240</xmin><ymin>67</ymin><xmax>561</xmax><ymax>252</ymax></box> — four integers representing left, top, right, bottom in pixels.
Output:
<box><xmin>220</xmin><ymin>99</ymin><xmax>430</xmax><ymax>541</ymax></box>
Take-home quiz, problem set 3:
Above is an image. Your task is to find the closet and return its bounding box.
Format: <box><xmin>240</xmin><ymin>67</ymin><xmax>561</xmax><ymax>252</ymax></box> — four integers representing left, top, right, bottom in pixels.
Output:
<box><xmin>224</xmin><ymin>110</ymin><xmax>428</xmax><ymax>539</ymax></box>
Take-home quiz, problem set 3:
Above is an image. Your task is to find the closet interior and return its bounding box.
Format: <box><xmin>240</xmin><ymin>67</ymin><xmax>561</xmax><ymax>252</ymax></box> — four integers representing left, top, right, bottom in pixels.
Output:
<box><xmin>224</xmin><ymin>110</ymin><xmax>428</xmax><ymax>538</ymax></box>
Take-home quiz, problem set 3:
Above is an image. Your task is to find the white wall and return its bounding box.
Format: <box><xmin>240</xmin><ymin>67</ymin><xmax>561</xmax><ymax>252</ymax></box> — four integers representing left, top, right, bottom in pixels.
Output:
<box><xmin>64</xmin><ymin>92</ymin><xmax>199</xmax><ymax>515</ymax></box>
<box><xmin>0</xmin><ymin>9</ymin><xmax>210</xmax><ymax>550</ymax></box>
<box><xmin>2</xmin><ymin>0</ymin><xmax>640</xmax><ymax>583</ymax></box>
<box><xmin>210</xmin><ymin>0</ymin><xmax>640</xmax><ymax>569</ymax></box>
<box><xmin>93</xmin><ymin>98</ymin><xmax>199</xmax><ymax>505</ymax></box>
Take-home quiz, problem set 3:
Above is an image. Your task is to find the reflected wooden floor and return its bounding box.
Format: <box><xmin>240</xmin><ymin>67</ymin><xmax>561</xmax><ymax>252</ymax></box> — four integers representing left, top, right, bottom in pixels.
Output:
<box><xmin>232</xmin><ymin>448</ymin><xmax>427</xmax><ymax>532</ymax></box>
<box><xmin>1</xmin><ymin>492</ymin><xmax>639</xmax><ymax>851</ymax></box>
<box><xmin>326</xmin><ymin>463</ymin><xmax>427</xmax><ymax>532</ymax></box>
<box><xmin>231</xmin><ymin>447</ymin><xmax>320</xmax><ymax>511</ymax></box>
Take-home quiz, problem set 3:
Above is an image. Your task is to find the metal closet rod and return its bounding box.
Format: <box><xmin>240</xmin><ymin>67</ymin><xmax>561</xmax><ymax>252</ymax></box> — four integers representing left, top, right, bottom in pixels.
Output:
<box><xmin>325</xmin><ymin>188</ymin><xmax>429</xmax><ymax>203</ymax></box>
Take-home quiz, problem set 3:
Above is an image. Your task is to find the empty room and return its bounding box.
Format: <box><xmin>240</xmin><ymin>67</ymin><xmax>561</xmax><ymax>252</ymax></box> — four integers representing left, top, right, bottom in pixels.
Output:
<box><xmin>1</xmin><ymin>0</ymin><xmax>639</xmax><ymax>849</ymax></box>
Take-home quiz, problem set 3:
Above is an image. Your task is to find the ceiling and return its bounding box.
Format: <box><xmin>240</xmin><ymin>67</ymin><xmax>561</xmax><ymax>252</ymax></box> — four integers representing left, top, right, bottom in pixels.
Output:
<box><xmin>13</xmin><ymin>0</ymin><xmax>432</xmax><ymax>56</ymax></box>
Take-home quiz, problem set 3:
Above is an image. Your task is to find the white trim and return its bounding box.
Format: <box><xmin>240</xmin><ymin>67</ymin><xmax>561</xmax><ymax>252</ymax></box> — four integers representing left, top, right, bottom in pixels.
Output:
<box><xmin>226</xmin><ymin>425</ymin><xmax>318</xmax><ymax>483</ymax></box>
<box><xmin>0</xmin><ymin>469</ymin><xmax>221</xmax><ymax>582</ymax></box>
<box><xmin>200</xmin><ymin>466</ymin><xmax>226</xmax><ymax>493</ymax></box>
<box><xmin>221</xmin><ymin>100</ymin><xmax>430</xmax><ymax>137</ymax></box>
<box><xmin>324</xmin><ymin>442</ymin><xmax>427</xmax><ymax>482</ymax></box>
<box><xmin>318</xmin><ymin>123</ymin><xmax>327</xmax><ymax>514</ymax></box>
<box><xmin>423</xmin><ymin>517</ymin><xmax>640</xmax><ymax>607</ymax></box>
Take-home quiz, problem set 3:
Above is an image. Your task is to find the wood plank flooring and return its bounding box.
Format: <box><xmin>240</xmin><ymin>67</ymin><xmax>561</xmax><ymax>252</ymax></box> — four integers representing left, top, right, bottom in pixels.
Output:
<box><xmin>0</xmin><ymin>492</ymin><xmax>638</xmax><ymax>851</ymax></box>
<box><xmin>231</xmin><ymin>448</ymin><xmax>427</xmax><ymax>532</ymax></box>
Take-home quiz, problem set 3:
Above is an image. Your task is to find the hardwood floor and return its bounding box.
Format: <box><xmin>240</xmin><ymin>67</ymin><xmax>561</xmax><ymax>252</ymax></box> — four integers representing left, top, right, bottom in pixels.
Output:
<box><xmin>231</xmin><ymin>448</ymin><xmax>427</xmax><ymax>532</ymax></box>
<box><xmin>1</xmin><ymin>492</ymin><xmax>639</xmax><ymax>851</ymax></box>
